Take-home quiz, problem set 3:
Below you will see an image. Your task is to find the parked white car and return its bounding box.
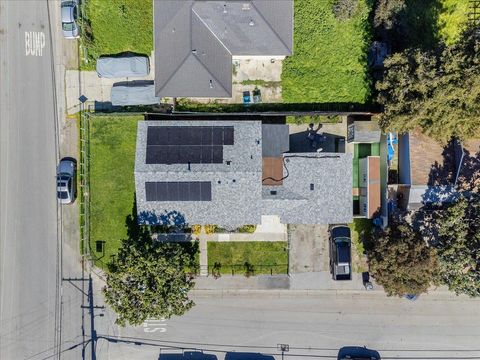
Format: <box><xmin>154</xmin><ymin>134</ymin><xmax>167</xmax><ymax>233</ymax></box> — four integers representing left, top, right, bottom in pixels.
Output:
<box><xmin>61</xmin><ymin>0</ymin><xmax>79</xmax><ymax>39</ymax></box>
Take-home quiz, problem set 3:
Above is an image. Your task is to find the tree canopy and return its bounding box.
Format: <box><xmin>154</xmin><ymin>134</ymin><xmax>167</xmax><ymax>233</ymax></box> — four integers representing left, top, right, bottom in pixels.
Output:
<box><xmin>103</xmin><ymin>227</ymin><xmax>198</xmax><ymax>327</ymax></box>
<box><xmin>367</xmin><ymin>223</ymin><xmax>439</xmax><ymax>296</ymax></box>
<box><xmin>377</xmin><ymin>30</ymin><xmax>480</xmax><ymax>143</ymax></box>
<box><xmin>433</xmin><ymin>196</ymin><xmax>480</xmax><ymax>297</ymax></box>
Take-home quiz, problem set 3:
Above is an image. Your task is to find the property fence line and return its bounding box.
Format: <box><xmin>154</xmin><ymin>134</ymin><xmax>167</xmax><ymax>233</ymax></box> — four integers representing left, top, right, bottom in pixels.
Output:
<box><xmin>79</xmin><ymin>107</ymin><xmax>92</xmax><ymax>263</ymax></box>
<box><xmin>469</xmin><ymin>0</ymin><xmax>480</xmax><ymax>23</ymax></box>
<box><xmin>206</xmin><ymin>264</ymin><xmax>289</xmax><ymax>277</ymax></box>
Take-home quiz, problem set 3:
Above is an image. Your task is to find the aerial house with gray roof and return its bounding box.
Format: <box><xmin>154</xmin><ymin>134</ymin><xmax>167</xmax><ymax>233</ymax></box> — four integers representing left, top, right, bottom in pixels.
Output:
<box><xmin>135</xmin><ymin>120</ymin><xmax>353</xmax><ymax>227</ymax></box>
<box><xmin>153</xmin><ymin>0</ymin><xmax>294</xmax><ymax>98</ymax></box>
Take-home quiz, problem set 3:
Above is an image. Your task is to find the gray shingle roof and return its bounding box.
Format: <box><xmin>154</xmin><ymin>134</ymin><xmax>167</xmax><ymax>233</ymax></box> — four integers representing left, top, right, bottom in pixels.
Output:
<box><xmin>154</xmin><ymin>0</ymin><xmax>293</xmax><ymax>98</ymax></box>
<box><xmin>135</xmin><ymin>121</ymin><xmax>353</xmax><ymax>227</ymax></box>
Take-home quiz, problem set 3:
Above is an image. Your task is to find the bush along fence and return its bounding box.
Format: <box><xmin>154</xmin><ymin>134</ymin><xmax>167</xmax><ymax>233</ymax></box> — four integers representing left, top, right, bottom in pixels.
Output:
<box><xmin>209</xmin><ymin>263</ymin><xmax>288</xmax><ymax>277</ymax></box>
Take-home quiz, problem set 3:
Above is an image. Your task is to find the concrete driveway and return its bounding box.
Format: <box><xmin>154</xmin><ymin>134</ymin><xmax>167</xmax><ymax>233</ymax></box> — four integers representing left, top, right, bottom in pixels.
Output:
<box><xmin>288</xmin><ymin>224</ymin><xmax>330</xmax><ymax>273</ymax></box>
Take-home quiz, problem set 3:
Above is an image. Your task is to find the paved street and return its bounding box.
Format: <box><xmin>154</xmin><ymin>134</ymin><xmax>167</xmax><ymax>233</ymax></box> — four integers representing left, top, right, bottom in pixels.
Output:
<box><xmin>0</xmin><ymin>1</ymin><xmax>84</xmax><ymax>359</ymax></box>
<box><xmin>92</xmin><ymin>290</ymin><xmax>480</xmax><ymax>360</ymax></box>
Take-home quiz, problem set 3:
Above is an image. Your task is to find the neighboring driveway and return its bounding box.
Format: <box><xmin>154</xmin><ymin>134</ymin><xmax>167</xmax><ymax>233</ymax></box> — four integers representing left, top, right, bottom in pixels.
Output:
<box><xmin>288</xmin><ymin>224</ymin><xmax>329</xmax><ymax>273</ymax></box>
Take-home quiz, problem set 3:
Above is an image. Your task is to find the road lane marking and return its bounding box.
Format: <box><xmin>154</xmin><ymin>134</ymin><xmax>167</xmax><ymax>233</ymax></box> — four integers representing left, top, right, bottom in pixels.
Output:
<box><xmin>25</xmin><ymin>31</ymin><xmax>45</xmax><ymax>56</ymax></box>
<box><xmin>143</xmin><ymin>318</ymin><xmax>167</xmax><ymax>333</ymax></box>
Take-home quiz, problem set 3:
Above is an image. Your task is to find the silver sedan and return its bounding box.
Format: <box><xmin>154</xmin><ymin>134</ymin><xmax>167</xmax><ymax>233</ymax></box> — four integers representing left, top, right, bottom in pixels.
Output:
<box><xmin>57</xmin><ymin>158</ymin><xmax>77</xmax><ymax>204</ymax></box>
<box><xmin>61</xmin><ymin>0</ymin><xmax>79</xmax><ymax>39</ymax></box>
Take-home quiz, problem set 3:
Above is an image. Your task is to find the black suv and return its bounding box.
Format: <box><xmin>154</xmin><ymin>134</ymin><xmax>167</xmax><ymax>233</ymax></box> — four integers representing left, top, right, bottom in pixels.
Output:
<box><xmin>329</xmin><ymin>225</ymin><xmax>352</xmax><ymax>281</ymax></box>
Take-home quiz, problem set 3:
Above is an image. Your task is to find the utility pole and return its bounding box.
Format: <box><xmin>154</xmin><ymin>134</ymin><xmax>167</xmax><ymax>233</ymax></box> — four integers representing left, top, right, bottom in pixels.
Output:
<box><xmin>81</xmin><ymin>276</ymin><xmax>105</xmax><ymax>360</ymax></box>
<box><xmin>277</xmin><ymin>344</ymin><xmax>289</xmax><ymax>360</ymax></box>
<box><xmin>64</xmin><ymin>276</ymin><xmax>104</xmax><ymax>360</ymax></box>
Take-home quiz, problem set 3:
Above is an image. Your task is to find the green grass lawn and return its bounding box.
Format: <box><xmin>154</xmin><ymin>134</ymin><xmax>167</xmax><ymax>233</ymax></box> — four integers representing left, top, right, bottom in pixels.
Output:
<box><xmin>89</xmin><ymin>115</ymin><xmax>141</xmax><ymax>267</ymax></box>
<box><xmin>349</xmin><ymin>219</ymin><xmax>372</xmax><ymax>257</ymax></box>
<box><xmin>207</xmin><ymin>242</ymin><xmax>288</xmax><ymax>275</ymax></box>
<box><xmin>282</xmin><ymin>0</ymin><xmax>372</xmax><ymax>104</ymax></box>
<box><xmin>286</xmin><ymin>115</ymin><xmax>341</xmax><ymax>124</ymax></box>
<box><xmin>81</xmin><ymin>0</ymin><xmax>153</xmax><ymax>69</ymax></box>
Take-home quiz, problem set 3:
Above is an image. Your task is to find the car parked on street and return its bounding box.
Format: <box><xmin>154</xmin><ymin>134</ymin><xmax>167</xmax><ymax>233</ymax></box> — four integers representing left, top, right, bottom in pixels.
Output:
<box><xmin>57</xmin><ymin>157</ymin><xmax>76</xmax><ymax>204</ymax></box>
<box><xmin>61</xmin><ymin>0</ymin><xmax>79</xmax><ymax>39</ymax></box>
<box><xmin>337</xmin><ymin>346</ymin><xmax>381</xmax><ymax>360</ymax></box>
<box><xmin>329</xmin><ymin>225</ymin><xmax>352</xmax><ymax>281</ymax></box>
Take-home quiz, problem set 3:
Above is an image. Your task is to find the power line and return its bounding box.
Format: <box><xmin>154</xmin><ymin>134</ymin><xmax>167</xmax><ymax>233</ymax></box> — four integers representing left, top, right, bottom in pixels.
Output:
<box><xmin>99</xmin><ymin>334</ymin><xmax>480</xmax><ymax>354</ymax></box>
<box><xmin>94</xmin><ymin>335</ymin><xmax>480</xmax><ymax>360</ymax></box>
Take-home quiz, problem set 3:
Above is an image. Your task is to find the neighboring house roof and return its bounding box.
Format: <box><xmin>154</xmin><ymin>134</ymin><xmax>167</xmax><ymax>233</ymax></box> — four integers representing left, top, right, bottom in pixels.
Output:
<box><xmin>135</xmin><ymin>120</ymin><xmax>352</xmax><ymax>227</ymax></box>
<box><xmin>408</xmin><ymin>129</ymin><xmax>455</xmax><ymax>186</ymax></box>
<box><xmin>154</xmin><ymin>0</ymin><xmax>293</xmax><ymax>98</ymax></box>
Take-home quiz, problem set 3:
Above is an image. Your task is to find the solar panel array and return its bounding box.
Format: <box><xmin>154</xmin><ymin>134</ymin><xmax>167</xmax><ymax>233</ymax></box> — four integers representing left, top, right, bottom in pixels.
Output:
<box><xmin>146</xmin><ymin>126</ymin><xmax>234</xmax><ymax>164</ymax></box>
<box><xmin>145</xmin><ymin>181</ymin><xmax>212</xmax><ymax>201</ymax></box>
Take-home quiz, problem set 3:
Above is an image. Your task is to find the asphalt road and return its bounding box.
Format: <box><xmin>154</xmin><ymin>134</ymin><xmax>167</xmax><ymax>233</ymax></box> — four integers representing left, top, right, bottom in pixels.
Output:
<box><xmin>93</xmin><ymin>290</ymin><xmax>480</xmax><ymax>360</ymax></box>
<box><xmin>0</xmin><ymin>1</ymin><xmax>84</xmax><ymax>359</ymax></box>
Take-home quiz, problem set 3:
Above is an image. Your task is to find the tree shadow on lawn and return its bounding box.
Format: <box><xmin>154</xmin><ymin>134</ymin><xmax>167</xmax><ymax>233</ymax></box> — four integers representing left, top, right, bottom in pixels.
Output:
<box><xmin>118</xmin><ymin>195</ymin><xmax>198</xmax><ymax>267</ymax></box>
<box><xmin>373</xmin><ymin>0</ymin><xmax>443</xmax><ymax>51</ymax></box>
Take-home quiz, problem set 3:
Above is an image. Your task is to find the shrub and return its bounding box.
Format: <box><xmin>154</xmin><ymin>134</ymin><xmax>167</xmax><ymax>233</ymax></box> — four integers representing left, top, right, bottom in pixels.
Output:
<box><xmin>332</xmin><ymin>0</ymin><xmax>358</xmax><ymax>21</ymax></box>
<box><xmin>191</xmin><ymin>225</ymin><xmax>202</xmax><ymax>236</ymax></box>
<box><xmin>236</xmin><ymin>225</ymin><xmax>257</xmax><ymax>233</ymax></box>
<box><xmin>204</xmin><ymin>225</ymin><xmax>218</xmax><ymax>235</ymax></box>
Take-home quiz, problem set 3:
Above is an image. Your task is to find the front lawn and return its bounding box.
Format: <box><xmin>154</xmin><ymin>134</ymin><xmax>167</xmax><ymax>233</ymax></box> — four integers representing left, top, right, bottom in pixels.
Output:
<box><xmin>81</xmin><ymin>0</ymin><xmax>153</xmax><ymax>69</ymax></box>
<box><xmin>208</xmin><ymin>242</ymin><xmax>288</xmax><ymax>276</ymax></box>
<box><xmin>282</xmin><ymin>0</ymin><xmax>372</xmax><ymax>104</ymax></box>
<box><xmin>89</xmin><ymin>115</ymin><xmax>141</xmax><ymax>267</ymax></box>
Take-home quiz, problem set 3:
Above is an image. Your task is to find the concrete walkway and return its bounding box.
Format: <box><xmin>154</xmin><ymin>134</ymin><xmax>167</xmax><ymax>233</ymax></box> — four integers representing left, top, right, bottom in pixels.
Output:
<box><xmin>199</xmin><ymin>229</ymin><xmax>208</xmax><ymax>277</ymax></box>
<box><xmin>194</xmin><ymin>271</ymin><xmax>381</xmax><ymax>291</ymax></box>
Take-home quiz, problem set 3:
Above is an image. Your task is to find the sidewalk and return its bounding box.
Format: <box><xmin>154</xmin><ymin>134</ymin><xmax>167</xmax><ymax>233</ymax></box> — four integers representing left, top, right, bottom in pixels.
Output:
<box><xmin>194</xmin><ymin>271</ymin><xmax>380</xmax><ymax>291</ymax></box>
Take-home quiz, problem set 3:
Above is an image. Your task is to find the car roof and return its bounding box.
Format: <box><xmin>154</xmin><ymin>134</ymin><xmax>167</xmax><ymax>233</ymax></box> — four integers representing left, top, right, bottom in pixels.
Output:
<box><xmin>331</xmin><ymin>225</ymin><xmax>351</xmax><ymax>239</ymax></box>
<box><xmin>337</xmin><ymin>241</ymin><xmax>351</xmax><ymax>263</ymax></box>
<box><xmin>61</xmin><ymin>4</ymin><xmax>74</xmax><ymax>23</ymax></box>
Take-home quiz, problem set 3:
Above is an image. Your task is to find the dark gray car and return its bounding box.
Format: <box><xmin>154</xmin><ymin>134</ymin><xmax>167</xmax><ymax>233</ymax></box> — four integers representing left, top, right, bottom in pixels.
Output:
<box><xmin>57</xmin><ymin>158</ymin><xmax>76</xmax><ymax>204</ymax></box>
<box><xmin>329</xmin><ymin>225</ymin><xmax>352</xmax><ymax>281</ymax></box>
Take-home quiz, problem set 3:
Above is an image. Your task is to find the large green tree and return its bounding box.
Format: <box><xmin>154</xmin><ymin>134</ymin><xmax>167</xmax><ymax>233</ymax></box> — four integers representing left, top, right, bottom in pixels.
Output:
<box><xmin>434</xmin><ymin>195</ymin><xmax>480</xmax><ymax>297</ymax></box>
<box><xmin>103</xmin><ymin>229</ymin><xmax>198</xmax><ymax>327</ymax></box>
<box><xmin>377</xmin><ymin>30</ymin><xmax>480</xmax><ymax>143</ymax></box>
<box><xmin>367</xmin><ymin>223</ymin><xmax>439</xmax><ymax>296</ymax></box>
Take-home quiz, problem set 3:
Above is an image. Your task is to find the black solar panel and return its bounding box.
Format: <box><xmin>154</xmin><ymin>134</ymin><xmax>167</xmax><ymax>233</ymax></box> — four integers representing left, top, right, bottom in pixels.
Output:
<box><xmin>146</xmin><ymin>126</ymin><xmax>234</xmax><ymax>164</ymax></box>
<box><xmin>212</xmin><ymin>146</ymin><xmax>223</xmax><ymax>163</ymax></box>
<box><xmin>223</xmin><ymin>126</ymin><xmax>234</xmax><ymax>145</ymax></box>
<box><xmin>145</xmin><ymin>182</ymin><xmax>157</xmax><ymax>201</ymax></box>
<box><xmin>212</xmin><ymin>127</ymin><xmax>223</xmax><ymax>145</ymax></box>
<box><xmin>145</xmin><ymin>181</ymin><xmax>212</xmax><ymax>201</ymax></box>
<box><xmin>201</xmin><ymin>127</ymin><xmax>212</xmax><ymax>145</ymax></box>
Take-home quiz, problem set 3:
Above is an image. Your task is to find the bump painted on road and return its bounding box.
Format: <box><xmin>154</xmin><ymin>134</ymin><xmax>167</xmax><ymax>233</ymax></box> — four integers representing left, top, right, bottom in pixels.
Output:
<box><xmin>24</xmin><ymin>31</ymin><xmax>45</xmax><ymax>56</ymax></box>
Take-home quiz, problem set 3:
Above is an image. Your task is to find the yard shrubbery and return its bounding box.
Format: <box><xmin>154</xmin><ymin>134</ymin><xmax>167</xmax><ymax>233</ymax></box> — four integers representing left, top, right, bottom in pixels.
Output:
<box><xmin>81</xmin><ymin>0</ymin><xmax>153</xmax><ymax>69</ymax></box>
<box><xmin>282</xmin><ymin>0</ymin><xmax>372</xmax><ymax>104</ymax></box>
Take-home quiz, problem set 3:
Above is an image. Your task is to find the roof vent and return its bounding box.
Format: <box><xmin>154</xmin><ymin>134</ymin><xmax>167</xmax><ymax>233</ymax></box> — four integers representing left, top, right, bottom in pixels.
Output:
<box><xmin>249</xmin><ymin>19</ymin><xmax>255</xmax><ymax>26</ymax></box>
<box><xmin>232</xmin><ymin>179</ymin><xmax>236</xmax><ymax>183</ymax></box>
<box><xmin>223</xmin><ymin>4</ymin><xmax>227</xmax><ymax>13</ymax></box>
<box><xmin>226</xmin><ymin>160</ymin><xmax>231</xmax><ymax>165</ymax></box>
<box><xmin>270</xmin><ymin>190</ymin><xmax>277</xmax><ymax>195</ymax></box>
<box><xmin>310</xmin><ymin>183</ymin><xmax>314</xmax><ymax>190</ymax></box>
<box><xmin>172</xmin><ymin>27</ymin><xmax>175</xmax><ymax>33</ymax></box>
<box><xmin>209</xmin><ymin>80</ymin><xmax>213</xmax><ymax>89</ymax></box>
<box><xmin>242</xmin><ymin>3</ymin><xmax>251</xmax><ymax>11</ymax></box>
